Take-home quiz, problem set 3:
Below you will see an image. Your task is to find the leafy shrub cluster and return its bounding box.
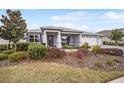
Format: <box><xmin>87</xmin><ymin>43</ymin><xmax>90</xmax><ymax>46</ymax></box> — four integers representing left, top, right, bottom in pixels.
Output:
<box><xmin>9</xmin><ymin>52</ymin><xmax>27</xmax><ymax>62</ymax></box>
<box><xmin>46</xmin><ymin>48</ymin><xmax>66</xmax><ymax>58</ymax></box>
<box><xmin>0</xmin><ymin>44</ymin><xmax>8</xmax><ymax>53</ymax></box>
<box><xmin>92</xmin><ymin>45</ymin><xmax>101</xmax><ymax>54</ymax></box>
<box><xmin>16</xmin><ymin>42</ymin><xmax>30</xmax><ymax>51</ymax></box>
<box><xmin>2</xmin><ymin>50</ymin><xmax>14</xmax><ymax>55</ymax></box>
<box><xmin>28</xmin><ymin>43</ymin><xmax>48</xmax><ymax>59</ymax></box>
<box><xmin>99</xmin><ymin>48</ymin><xmax>123</xmax><ymax>56</ymax></box>
<box><xmin>81</xmin><ymin>42</ymin><xmax>90</xmax><ymax>49</ymax></box>
<box><xmin>106</xmin><ymin>59</ymin><xmax>113</xmax><ymax>66</ymax></box>
<box><xmin>103</xmin><ymin>41</ymin><xmax>124</xmax><ymax>46</ymax></box>
<box><xmin>63</xmin><ymin>45</ymin><xmax>79</xmax><ymax>49</ymax></box>
<box><xmin>0</xmin><ymin>54</ymin><xmax>8</xmax><ymax>60</ymax></box>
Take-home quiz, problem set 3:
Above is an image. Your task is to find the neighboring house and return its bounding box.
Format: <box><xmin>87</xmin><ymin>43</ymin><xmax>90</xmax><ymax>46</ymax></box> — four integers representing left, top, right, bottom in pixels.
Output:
<box><xmin>26</xmin><ymin>26</ymin><xmax>103</xmax><ymax>48</ymax></box>
<box><xmin>97</xmin><ymin>29</ymin><xmax>124</xmax><ymax>43</ymax></box>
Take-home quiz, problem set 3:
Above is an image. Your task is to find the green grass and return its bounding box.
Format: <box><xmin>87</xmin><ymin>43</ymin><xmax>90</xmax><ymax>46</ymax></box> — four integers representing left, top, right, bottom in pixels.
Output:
<box><xmin>0</xmin><ymin>62</ymin><xmax>124</xmax><ymax>83</ymax></box>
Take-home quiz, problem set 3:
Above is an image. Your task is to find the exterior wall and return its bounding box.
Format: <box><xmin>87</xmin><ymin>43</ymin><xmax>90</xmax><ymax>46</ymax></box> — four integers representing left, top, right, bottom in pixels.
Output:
<box><xmin>0</xmin><ymin>38</ymin><xmax>9</xmax><ymax>44</ymax></box>
<box><xmin>82</xmin><ymin>36</ymin><xmax>102</xmax><ymax>46</ymax></box>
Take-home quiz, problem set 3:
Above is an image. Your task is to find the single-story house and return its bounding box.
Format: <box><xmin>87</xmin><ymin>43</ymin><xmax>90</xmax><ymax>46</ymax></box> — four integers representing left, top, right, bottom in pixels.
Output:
<box><xmin>0</xmin><ymin>26</ymin><xmax>103</xmax><ymax>48</ymax></box>
<box><xmin>25</xmin><ymin>26</ymin><xmax>103</xmax><ymax>48</ymax></box>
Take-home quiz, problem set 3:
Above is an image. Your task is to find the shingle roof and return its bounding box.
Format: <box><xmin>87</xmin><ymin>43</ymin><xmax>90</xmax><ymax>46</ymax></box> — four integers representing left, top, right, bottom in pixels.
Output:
<box><xmin>27</xmin><ymin>29</ymin><xmax>42</xmax><ymax>33</ymax></box>
<box><xmin>28</xmin><ymin>26</ymin><xmax>101</xmax><ymax>36</ymax></box>
<box><xmin>41</xmin><ymin>26</ymin><xmax>83</xmax><ymax>33</ymax></box>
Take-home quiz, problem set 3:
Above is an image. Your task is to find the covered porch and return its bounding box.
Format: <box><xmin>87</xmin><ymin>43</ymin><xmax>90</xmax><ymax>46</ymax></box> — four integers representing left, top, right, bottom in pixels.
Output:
<box><xmin>43</xmin><ymin>31</ymin><xmax>82</xmax><ymax>48</ymax></box>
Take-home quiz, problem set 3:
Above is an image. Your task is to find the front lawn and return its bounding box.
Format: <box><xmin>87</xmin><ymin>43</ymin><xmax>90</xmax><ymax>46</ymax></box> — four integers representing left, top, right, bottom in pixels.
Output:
<box><xmin>0</xmin><ymin>62</ymin><xmax>124</xmax><ymax>83</ymax></box>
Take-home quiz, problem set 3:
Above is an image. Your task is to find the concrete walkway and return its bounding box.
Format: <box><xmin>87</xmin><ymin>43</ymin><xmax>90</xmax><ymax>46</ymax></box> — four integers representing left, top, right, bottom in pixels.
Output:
<box><xmin>108</xmin><ymin>77</ymin><xmax>124</xmax><ymax>83</ymax></box>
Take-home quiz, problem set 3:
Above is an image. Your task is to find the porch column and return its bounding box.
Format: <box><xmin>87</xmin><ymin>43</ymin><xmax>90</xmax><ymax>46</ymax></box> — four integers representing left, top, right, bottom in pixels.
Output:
<box><xmin>26</xmin><ymin>34</ymin><xmax>29</xmax><ymax>42</ymax></box>
<box><xmin>43</xmin><ymin>31</ymin><xmax>47</xmax><ymax>46</ymax></box>
<box><xmin>57</xmin><ymin>31</ymin><xmax>62</xmax><ymax>48</ymax></box>
<box><xmin>79</xmin><ymin>34</ymin><xmax>82</xmax><ymax>46</ymax></box>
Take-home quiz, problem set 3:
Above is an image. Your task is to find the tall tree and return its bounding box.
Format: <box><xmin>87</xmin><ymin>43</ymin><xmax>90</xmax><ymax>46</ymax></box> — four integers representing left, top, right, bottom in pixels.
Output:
<box><xmin>110</xmin><ymin>29</ymin><xmax>124</xmax><ymax>45</ymax></box>
<box><xmin>0</xmin><ymin>9</ymin><xmax>27</xmax><ymax>50</ymax></box>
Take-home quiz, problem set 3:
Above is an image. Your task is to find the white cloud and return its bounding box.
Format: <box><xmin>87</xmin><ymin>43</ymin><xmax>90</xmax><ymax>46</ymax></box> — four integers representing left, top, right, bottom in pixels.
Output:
<box><xmin>28</xmin><ymin>24</ymin><xmax>40</xmax><ymax>29</ymax></box>
<box><xmin>51</xmin><ymin>22</ymin><xmax>88</xmax><ymax>30</ymax></box>
<box><xmin>102</xmin><ymin>12</ymin><xmax>124</xmax><ymax>21</ymax></box>
<box><xmin>51</xmin><ymin>12</ymin><xmax>87</xmax><ymax>21</ymax></box>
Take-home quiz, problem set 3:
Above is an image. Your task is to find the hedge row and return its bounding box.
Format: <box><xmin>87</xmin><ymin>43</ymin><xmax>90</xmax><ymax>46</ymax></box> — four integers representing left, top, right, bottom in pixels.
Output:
<box><xmin>0</xmin><ymin>44</ymin><xmax>8</xmax><ymax>52</ymax></box>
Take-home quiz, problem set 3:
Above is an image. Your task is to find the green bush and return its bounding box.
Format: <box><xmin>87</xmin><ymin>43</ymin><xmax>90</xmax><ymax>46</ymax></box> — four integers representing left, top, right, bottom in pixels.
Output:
<box><xmin>63</xmin><ymin>45</ymin><xmax>73</xmax><ymax>49</ymax></box>
<box><xmin>28</xmin><ymin>43</ymin><xmax>48</xmax><ymax>59</ymax></box>
<box><xmin>95</xmin><ymin>61</ymin><xmax>101</xmax><ymax>67</ymax></box>
<box><xmin>82</xmin><ymin>42</ymin><xmax>90</xmax><ymax>49</ymax></box>
<box><xmin>0</xmin><ymin>54</ymin><xmax>8</xmax><ymax>60</ymax></box>
<box><xmin>0</xmin><ymin>44</ymin><xmax>8</xmax><ymax>53</ymax></box>
<box><xmin>106</xmin><ymin>59</ymin><xmax>113</xmax><ymax>66</ymax></box>
<box><xmin>92</xmin><ymin>45</ymin><xmax>101</xmax><ymax>54</ymax></box>
<box><xmin>16</xmin><ymin>42</ymin><xmax>30</xmax><ymax>51</ymax></box>
<box><xmin>9</xmin><ymin>52</ymin><xmax>27</xmax><ymax>62</ymax></box>
<box><xmin>2</xmin><ymin>50</ymin><xmax>14</xmax><ymax>55</ymax></box>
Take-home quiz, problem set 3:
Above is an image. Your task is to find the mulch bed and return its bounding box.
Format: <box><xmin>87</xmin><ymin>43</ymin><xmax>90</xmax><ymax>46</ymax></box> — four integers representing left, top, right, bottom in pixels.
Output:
<box><xmin>0</xmin><ymin>52</ymin><xmax>124</xmax><ymax>71</ymax></box>
<box><xmin>40</xmin><ymin>53</ymin><xmax>124</xmax><ymax>71</ymax></box>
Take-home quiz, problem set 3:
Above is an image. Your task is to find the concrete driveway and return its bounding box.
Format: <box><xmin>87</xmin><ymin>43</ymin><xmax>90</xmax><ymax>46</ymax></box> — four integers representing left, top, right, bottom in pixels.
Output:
<box><xmin>108</xmin><ymin>77</ymin><xmax>124</xmax><ymax>83</ymax></box>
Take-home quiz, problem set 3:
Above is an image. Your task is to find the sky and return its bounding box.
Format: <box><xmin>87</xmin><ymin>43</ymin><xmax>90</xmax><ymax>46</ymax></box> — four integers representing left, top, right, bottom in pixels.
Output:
<box><xmin>0</xmin><ymin>9</ymin><xmax>124</xmax><ymax>33</ymax></box>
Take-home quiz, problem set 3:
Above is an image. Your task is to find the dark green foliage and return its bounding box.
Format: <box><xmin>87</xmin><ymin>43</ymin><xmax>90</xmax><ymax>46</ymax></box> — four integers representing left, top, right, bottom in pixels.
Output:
<box><xmin>0</xmin><ymin>9</ymin><xmax>27</xmax><ymax>50</ymax></box>
<box><xmin>0</xmin><ymin>44</ymin><xmax>8</xmax><ymax>52</ymax></box>
<box><xmin>9</xmin><ymin>52</ymin><xmax>27</xmax><ymax>62</ymax></box>
<box><xmin>0</xmin><ymin>54</ymin><xmax>8</xmax><ymax>60</ymax></box>
<box><xmin>28</xmin><ymin>43</ymin><xmax>48</xmax><ymax>59</ymax></box>
<box><xmin>16</xmin><ymin>42</ymin><xmax>30</xmax><ymax>51</ymax></box>
<box><xmin>2</xmin><ymin>50</ymin><xmax>14</xmax><ymax>55</ymax></box>
<box><xmin>46</xmin><ymin>48</ymin><xmax>66</xmax><ymax>58</ymax></box>
<box><xmin>110</xmin><ymin>29</ymin><xmax>124</xmax><ymax>44</ymax></box>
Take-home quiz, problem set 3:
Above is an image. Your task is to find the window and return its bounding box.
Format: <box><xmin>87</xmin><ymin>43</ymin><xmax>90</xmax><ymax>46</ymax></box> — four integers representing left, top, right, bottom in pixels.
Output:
<box><xmin>29</xmin><ymin>34</ymin><xmax>42</xmax><ymax>42</ymax></box>
<box><xmin>61</xmin><ymin>35</ymin><xmax>70</xmax><ymax>46</ymax></box>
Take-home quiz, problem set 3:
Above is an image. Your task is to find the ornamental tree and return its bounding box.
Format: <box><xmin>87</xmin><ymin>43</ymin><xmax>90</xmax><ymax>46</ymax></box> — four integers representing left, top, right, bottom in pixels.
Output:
<box><xmin>0</xmin><ymin>9</ymin><xmax>27</xmax><ymax>50</ymax></box>
<box><xmin>110</xmin><ymin>29</ymin><xmax>124</xmax><ymax>45</ymax></box>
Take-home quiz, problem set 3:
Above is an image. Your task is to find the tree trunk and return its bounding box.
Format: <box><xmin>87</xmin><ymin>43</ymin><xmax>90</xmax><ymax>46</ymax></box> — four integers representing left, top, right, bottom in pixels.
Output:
<box><xmin>115</xmin><ymin>40</ymin><xmax>118</xmax><ymax>45</ymax></box>
<box><xmin>8</xmin><ymin>41</ymin><xmax>11</xmax><ymax>49</ymax></box>
<box><xmin>14</xmin><ymin>43</ymin><xmax>17</xmax><ymax>52</ymax></box>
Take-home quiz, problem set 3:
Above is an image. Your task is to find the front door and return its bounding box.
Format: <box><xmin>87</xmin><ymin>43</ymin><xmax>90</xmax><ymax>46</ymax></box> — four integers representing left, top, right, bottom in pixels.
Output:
<box><xmin>47</xmin><ymin>35</ymin><xmax>54</xmax><ymax>47</ymax></box>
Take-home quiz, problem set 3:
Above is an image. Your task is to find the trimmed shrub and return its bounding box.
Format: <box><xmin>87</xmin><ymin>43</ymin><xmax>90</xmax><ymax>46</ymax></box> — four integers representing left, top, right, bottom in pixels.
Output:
<box><xmin>0</xmin><ymin>54</ymin><xmax>8</xmax><ymax>60</ymax></box>
<box><xmin>0</xmin><ymin>44</ymin><xmax>8</xmax><ymax>52</ymax></box>
<box><xmin>16</xmin><ymin>42</ymin><xmax>30</xmax><ymax>51</ymax></box>
<box><xmin>92</xmin><ymin>45</ymin><xmax>101</xmax><ymax>54</ymax></box>
<box><xmin>2</xmin><ymin>50</ymin><xmax>14</xmax><ymax>55</ymax></box>
<box><xmin>46</xmin><ymin>48</ymin><xmax>66</xmax><ymax>58</ymax></box>
<box><xmin>99</xmin><ymin>48</ymin><xmax>123</xmax><ymax>56</ymax></box>
<box><xmin>28</xmin><ymin>43</ymin><xmax>48</xmax><ymax>59</ymax></box>
<box><xmin>106</xmin><ymin>59</ymin><xmax>113</xmax><ymax>66</ymax></box>
<box><xmin>82</xmin><ymin>42</ymin><xmax>90</xmax><ymax>49</ymax></box>
<box><xmin>63</xmin><ymin>45</ymin><xmax>73</xmax><ymax>49</ymax></box>
<box><xmin>9</xmin><ymin>52</ymin><xmax>27</xmax><ymax>62</ymax></box>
